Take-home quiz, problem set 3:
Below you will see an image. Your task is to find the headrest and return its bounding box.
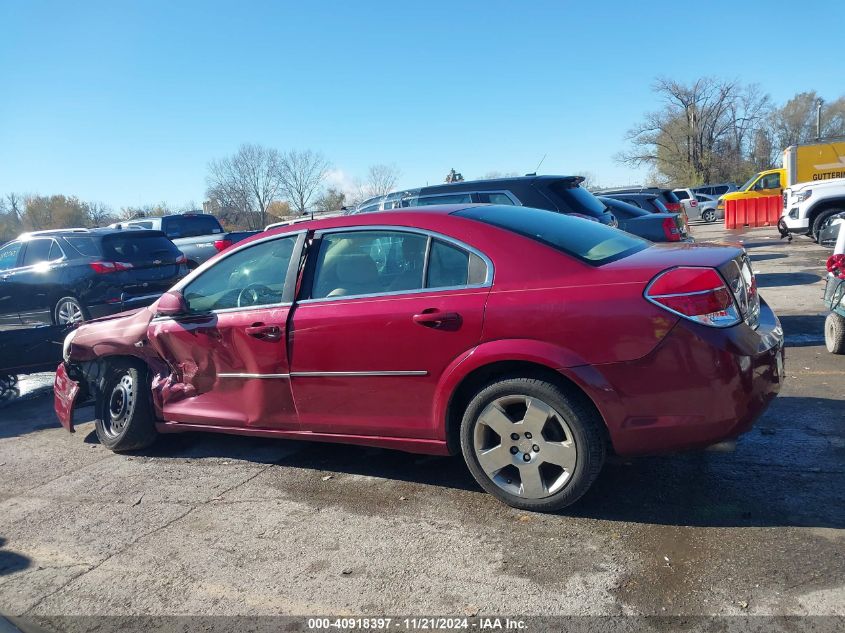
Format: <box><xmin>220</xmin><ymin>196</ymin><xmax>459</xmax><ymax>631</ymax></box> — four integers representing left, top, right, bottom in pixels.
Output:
<box><xmin>335</xmin><ymin>254</ymin><xmax>379</xmax><ymax>284</ymax></box>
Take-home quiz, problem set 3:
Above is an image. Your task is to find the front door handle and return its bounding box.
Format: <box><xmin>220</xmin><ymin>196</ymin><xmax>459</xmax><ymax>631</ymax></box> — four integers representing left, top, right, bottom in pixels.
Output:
<box><xmin>245</xmin><ymin>324</ymin><xmax>282</xmax><ymax>341</ymax></box>
<box><xmin>412</xmin><ymin>309</ymin><xmax>462</xmax><ymax>330</ymax></box>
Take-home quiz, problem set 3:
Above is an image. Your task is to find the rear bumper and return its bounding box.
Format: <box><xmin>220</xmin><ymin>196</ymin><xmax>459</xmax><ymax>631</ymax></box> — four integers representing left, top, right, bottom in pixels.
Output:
<box><xmin>574</xmin><ymin>299</ymin><xmax>784</xmax><ymax>455</ymax></box>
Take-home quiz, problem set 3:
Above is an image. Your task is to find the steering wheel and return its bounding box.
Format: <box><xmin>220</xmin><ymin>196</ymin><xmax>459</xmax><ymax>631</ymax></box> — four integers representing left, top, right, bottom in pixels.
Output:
<box><xmin>237</xmin><ymin>283</ymin><xmax>275</xmax><ymax>308</ymax></box>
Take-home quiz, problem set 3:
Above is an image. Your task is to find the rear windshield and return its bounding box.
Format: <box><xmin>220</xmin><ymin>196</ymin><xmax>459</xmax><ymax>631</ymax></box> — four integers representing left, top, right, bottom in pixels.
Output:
<box><xmin>162</xmin><ymin>215</ymin><xmax>223</xmax><ymax>238</ymax></box>
<box><xmin>673</xmin><ymin>190</ymin><xmax>690</xmax><ymax>200</ymax></box>
<box><xmin>661</xmin><ymin>191</ymin><xmax>681</xmax><ymax>204</ymax></box>
<box><xmin>455</xmin><ymin>205</ymin><xmax>648</xmax><ymax>265</ymax></box>
<box><xmin>547</xmin><ymin>181</ymin><xmax>609</xmax><ymax>218</ymax></box>
<box><xmin>102</xmin><ymin>234</ymin><xmax>180</xmax><ymax>261</ymax></box>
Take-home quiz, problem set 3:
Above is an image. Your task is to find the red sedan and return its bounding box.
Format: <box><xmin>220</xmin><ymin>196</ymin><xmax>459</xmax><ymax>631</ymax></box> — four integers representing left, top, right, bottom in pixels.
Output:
<box><xmin>55</xmin><ymin>205</ymin><xmax>784</xmax><ymax>511</ymax></box>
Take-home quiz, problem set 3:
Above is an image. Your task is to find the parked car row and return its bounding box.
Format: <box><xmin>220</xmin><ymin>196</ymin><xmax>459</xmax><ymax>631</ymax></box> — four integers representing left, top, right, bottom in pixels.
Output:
<box><xmin>351</xmin><ymin>176</ymin><xmax>691</xmax><ymax>244</ymax></box>
<box><xmin>109</xmin><ymin>212</ymin><xmax>259</xmax><ymax>269</ymax></box>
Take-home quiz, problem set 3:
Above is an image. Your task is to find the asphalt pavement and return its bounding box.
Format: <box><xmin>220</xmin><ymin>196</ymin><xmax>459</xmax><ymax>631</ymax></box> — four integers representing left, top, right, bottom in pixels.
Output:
<box><xmin>0</xmin><ymin>220</ymin><xmax>842</xmax><ymax>632</ymax></box>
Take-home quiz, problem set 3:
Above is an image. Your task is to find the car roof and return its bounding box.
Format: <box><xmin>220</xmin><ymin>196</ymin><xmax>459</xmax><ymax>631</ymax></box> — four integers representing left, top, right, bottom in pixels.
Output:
<box><xmin>257</xmin><ymin>204</ymin><xmax>481</xmax><ymax>238</ymax></box>
<box><xmin>600</xmin><ymin>192</ymin><xmax>658</xmax><ymax>199</ymax></box>
<box><xmin>18</xmin><ymin>227</ymin><xmax>168</xmax><ymax>241</ymax></box>
<box><xmin>418</xmin><ymin>174</ymin><xmax>581</xmax><ymax>192</ymax></box>
<box><xmin>595</xmin><ymin>186</ymin><xmax>669</xmax><ymax>194</ymax></box>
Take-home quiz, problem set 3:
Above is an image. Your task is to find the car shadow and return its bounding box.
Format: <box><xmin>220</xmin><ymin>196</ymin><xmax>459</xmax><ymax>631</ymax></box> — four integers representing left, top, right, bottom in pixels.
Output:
<box><xmin>0</xmin><ymin>537</ymin><xmax>32</xmax><ymax>576</ymax></box>
<box><xmin>756</xmin><ymin>271</ymin><xmax>822</xmax><ymax>287</ymax></box>
<box><xmin>779</xmin><ymin>314</ymin><xmax>827</xmax><ymax>347</ymax></box>
<box><xmin>748</xmin><ymin>253</ymin><xmax>789</xmax><ymax>262</ymax></box>
<box><xmin>110</xmin><ymin>395</ymin><xmax>845</xmax><ymax>530</ymax></box>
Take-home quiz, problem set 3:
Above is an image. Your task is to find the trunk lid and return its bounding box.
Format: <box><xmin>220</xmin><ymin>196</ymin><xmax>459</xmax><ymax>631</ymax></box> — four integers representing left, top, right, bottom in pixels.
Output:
<box><xmin>606</xmin><ymin>243</ymin><xmax>759</xmax><ymax>328</ymax></box>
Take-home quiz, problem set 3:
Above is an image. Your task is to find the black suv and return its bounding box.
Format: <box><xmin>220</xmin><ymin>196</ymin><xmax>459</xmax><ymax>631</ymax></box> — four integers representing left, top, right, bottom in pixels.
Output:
<box><xmin>0</xmin><ymin>228</ymin><xmax>187</xmax><ymax>326</ymax></box>
<box><xmin>353</xmin><ymin>175</ymin><xmax>618</xmax><ymax>227</ymax></box>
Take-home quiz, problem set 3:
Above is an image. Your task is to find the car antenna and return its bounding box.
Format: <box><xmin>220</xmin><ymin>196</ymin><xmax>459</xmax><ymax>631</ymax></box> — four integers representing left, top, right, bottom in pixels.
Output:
<box><xmin>533</xmin><ymin>154</ymin><xmax>547</xmax><ymax>175</ymax></box>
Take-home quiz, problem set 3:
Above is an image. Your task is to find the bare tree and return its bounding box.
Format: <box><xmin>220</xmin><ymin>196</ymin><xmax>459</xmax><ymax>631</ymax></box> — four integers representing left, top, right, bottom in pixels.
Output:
<box><xmin>365</xmin><ymin>164</ymin><xmax>401</xmax><ymax>197</ymax></box>
<box><xmin>618</xmin><ymin>76</ymin><xmax>771</xmax><ymax>185</ymax></box>
<box><xmin>87</xmin><ymin>201</ymin><xmax>115</xmax><ymax>226</ymax></box>
<box><xmin>279</xmin><ymin>149</ymin><xmax>330</xmax><ymax>217</ymax></box>
<box><xmin>314</xmin><ymin>187</ymin><xmax>346</xmax><ymax>213</ymax></box>
<box><xmin>4</xmin><ymin>193</ymin><xmax>23</xmax><ymax>223</ymax></box>
<box><xmin>206</xmin><ymin>143</ymin><xmax>285</xmax><ymax>229</ymax></box>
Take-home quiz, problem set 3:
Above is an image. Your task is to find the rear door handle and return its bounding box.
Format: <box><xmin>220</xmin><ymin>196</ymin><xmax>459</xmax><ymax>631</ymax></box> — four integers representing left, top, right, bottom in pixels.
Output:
<box><xmin>245</xmin><ymin>324</ymin><xmax>282</xmax><ymax>341</ymax></box>
<box><xmin>412</xmin><ymin>309</ymin><xmax>462</xmax><ymax>330</ymax></box>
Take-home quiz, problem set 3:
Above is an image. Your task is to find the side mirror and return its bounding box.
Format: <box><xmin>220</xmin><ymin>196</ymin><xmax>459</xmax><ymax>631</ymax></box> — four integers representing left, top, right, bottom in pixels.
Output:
<box><xmin>156</xmin><ymin>291</ymin><xmax>187</xmax><ymax>317</ymax></box>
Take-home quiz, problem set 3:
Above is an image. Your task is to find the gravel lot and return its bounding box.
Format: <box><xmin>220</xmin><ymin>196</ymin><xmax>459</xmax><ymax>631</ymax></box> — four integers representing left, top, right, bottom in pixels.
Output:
<box><xmin>0</xmin><ymin>221</ymin><xmax>843</xmax><ymax>631</ymax></box>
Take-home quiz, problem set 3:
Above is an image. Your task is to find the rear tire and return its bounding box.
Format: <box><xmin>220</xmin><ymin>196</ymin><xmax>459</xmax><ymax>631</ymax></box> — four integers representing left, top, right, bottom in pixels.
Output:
<box><xmin>825</xmin><ymin>313</ymin><xmax>845</xmax><ymax>355</ymax></box>
<box><xmin>95</xmin><ymin>360</ymin><xmax>157</xmax><ymax>452</ymax></box>
<box><xmin>702</xmin><ymin>209</ymin><xmax>717</xmax><ymax>223</ymax></box>
<box><xmin>460</xmin><ymin>377</ymin><xmax>606</xmax><ymax>512</ymax></box>
<box><xmin>54</xmin><ymin>296</ymin><xmax>88</xmax><ymax>325</ymax></box>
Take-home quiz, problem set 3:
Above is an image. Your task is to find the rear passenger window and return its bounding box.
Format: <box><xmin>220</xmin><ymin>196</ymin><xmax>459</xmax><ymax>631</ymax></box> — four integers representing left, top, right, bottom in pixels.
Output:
<box><xmin>406</xmin><ymin>193</ymin><xmax>472</xmax><ymax>206</ymax></box>
<box><xmin>477</xmin><ymin>192</ymin><xmax>516</xmax><ymax>205</ymax></box>
<box><xmin>49</xmin><ymin>241</ymin><xmax>65</xmax><ymax>261</ymax></box>
<box><xmin>22</xmin><ymin>239</ymin><xmax>53</xmax><ymax>266</ymax></box>
<box><xmin>427</xmin><ymin>240</ymin><xmax>469</xmax><ymax>288</ymax></box>
<box><xmin>427</xmin><ymin>240</ymin><xmax>489</xmax><ymax>288</ymax></box>
<box><xmin>311</xmin><ymin>231</ymin><xmax>428</xmax><ymax>299</ymax></box>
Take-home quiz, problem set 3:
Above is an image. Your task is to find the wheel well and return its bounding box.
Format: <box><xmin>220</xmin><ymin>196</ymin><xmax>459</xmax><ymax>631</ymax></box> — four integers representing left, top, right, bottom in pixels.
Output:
<box><xmin>809</xmin><ymin>200</ymin><xmax>845</xmax><ymax>225</ymax></box>
<box><xmin>443</xmin><ymin>360</ymin><xmax>609</xmax><ymax>455</ymax></box>
<box><xmin>86</xmin><ymin>355</ymin><xmax>150</xmax><ymax>399</ymax></box>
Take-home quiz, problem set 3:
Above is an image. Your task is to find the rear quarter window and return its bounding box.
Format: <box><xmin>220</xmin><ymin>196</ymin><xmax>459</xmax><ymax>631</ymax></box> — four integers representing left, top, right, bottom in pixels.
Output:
<box><xmin>455</xmin><ymin>205</ymin><xmax>648</xmax><ymax>266</ymax></box>
<box><xmin>64</xmin><ymin>236</ymin><xmax>102</xmax><ymax>257</ymax></box>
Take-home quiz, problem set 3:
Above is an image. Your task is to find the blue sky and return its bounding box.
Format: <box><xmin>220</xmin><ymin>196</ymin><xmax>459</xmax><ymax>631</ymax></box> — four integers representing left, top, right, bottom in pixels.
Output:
<box><xmin>1</xmin><ymin>0</ymin><xmax>843</xmax><ymax>210</ymax></box>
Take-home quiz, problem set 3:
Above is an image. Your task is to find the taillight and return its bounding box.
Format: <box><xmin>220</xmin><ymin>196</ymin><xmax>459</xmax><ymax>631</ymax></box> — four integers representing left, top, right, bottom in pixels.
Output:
<box><xmin>665</xmin><ymin>202</ymin><xmax>682</xmax><ymax>212</ymax></box>
<box><xmin>689</xmin><ymin>199</ymin><xmax>698</xmax><ymax>207</ymax></box>
<box><xmin>828</xmin><ymin>254</ymin><xmax>845</xmax><ymax>280</ymax></box>
<box><xmin>661</xmin><ymin>217</ymin><xmax>681</xmax><ymax>242</ymax></box>
<box><xmin>645</xmin><ymin>266</ymin><xmax>740</xmax><ymax>327</ymax></box>
<box><xmin>175</xmin><ymin>254</ymin><xmax>187</xmax><ymax>264</ymax></box>
<box><xmin>214</xmin><ymin>239</ymin><xmax>233</xmax><ymax>251</ymax></box>
<box><xmin>89</xmin><ymin>261</ymin><xmax>134</xmax><ymax>274</ymax></box>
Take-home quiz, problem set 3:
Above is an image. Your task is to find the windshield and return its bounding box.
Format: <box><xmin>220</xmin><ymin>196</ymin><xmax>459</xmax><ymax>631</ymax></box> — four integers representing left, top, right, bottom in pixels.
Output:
<box><xmin>739</xmin><ymin>174</ymin><xmax>758</xmax><ymax>191</ymax></box>
<box><xmin>455</xmin><ymin>205</ymin><xmax>648</xmax><ymax>266</ymax></box>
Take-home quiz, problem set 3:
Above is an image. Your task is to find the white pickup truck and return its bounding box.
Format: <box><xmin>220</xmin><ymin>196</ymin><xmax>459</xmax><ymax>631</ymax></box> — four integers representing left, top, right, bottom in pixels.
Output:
<box><xmin>780</xmin><ymin>177</ymin><xmax>845</xmax><ymax>241</ymax></box>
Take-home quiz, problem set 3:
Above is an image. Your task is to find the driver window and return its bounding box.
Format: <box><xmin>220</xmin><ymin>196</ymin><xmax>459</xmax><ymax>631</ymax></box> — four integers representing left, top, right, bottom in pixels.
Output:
<box><xmin>754</xmin><ymin>174</ymin><xmax>781</xmax><ymax>190</ymax></box>
<box><xmin>182</xmin><ymin>236</ymin><xmax>296</xmax><ymax>312</ymax></box>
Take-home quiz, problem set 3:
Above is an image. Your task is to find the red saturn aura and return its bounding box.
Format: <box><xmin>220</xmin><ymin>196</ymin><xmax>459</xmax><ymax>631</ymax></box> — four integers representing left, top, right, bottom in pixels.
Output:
<box><xmin>55</xmin><ymin>205</ymin><xmax>784</xmax><ymax>511</ymax></box>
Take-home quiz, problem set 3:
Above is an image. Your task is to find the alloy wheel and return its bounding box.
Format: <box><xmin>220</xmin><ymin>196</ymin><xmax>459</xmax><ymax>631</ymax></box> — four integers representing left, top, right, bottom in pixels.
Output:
<box><xmin>57</xmin><ymin>299</ymin><xmax>84</xmax><ymax>324</ymax></box>
<box><xmin>472</xmin><ymin>395</ymin><xmax>577</xmax><ymax>499</ymax></box>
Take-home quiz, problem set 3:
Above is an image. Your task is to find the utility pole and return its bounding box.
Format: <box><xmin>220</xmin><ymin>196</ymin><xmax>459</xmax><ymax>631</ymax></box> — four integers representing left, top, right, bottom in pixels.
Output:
<box><xmin>816</xmin><ymin>98</ymin><xmax>824</xmax><ymax>141</ymax></box>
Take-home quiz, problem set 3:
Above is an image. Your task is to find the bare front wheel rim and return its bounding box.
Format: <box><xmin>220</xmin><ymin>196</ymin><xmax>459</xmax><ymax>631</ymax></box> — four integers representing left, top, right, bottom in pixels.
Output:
<box><xmin>472</xmin><ymin>394</ymin><xmax>577</xmax><ymax>499</ymax></box>
<box><xmin>103</xmin><ymin>373</ymin><xmax>135</xmax><ymax>438</ymax></box>
<box><xmin>57</xmin><ymin>300</ymin><xmax>84</xmax><ymax>324</ymax></box>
